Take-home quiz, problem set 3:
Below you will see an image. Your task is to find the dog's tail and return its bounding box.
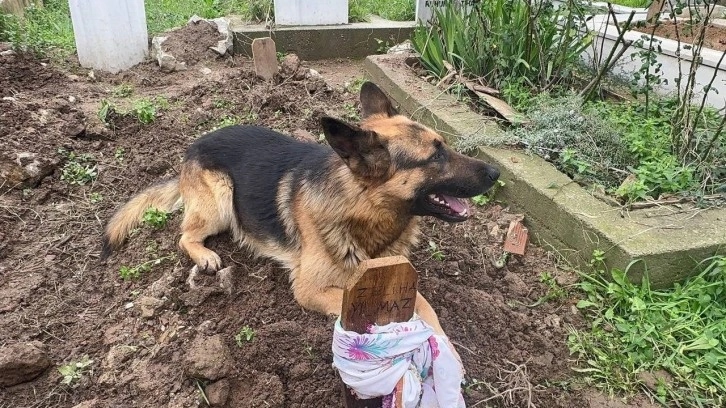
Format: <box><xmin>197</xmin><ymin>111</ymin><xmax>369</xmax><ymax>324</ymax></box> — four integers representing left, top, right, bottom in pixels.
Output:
<box><xmin>101</xmin><ymin>178</ymin><xmax>182</xmax><ymax>259</ymax></box>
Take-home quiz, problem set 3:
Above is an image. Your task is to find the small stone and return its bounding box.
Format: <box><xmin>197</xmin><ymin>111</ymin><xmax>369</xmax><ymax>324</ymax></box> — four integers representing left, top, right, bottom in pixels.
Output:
<box><xmin>88</xmin><ymin>70</ymin><xmax>95</xmax><ymax>80</ymax></box>
<box><xmin>205</xmin><ymin>378</ymin><xmax>230</xmax><ymax>406</ymax></box>
<box><xmin>200</xmin><ymin>67</ymin><xmax>212</xmax><ymax>75</ymax></box>
<box><xmin>67</xmin><ymin>74</ymin><xmax>80</xmax><ymax>81</ymax></box>
<box><xmin>280</xmin><ymin>53</ymin><xmax>300</xmax><ymax>77</ymax></box>
<box><xmin>138</xmin><ymin>296</ymin><xmax>166</xmax><ymax>318</ymax></box>
<box><xmin>68</xmin><ymin>96</ymin><xmax>77</xmax><ymax>103</ymax></box>
<box><xmin>2</xmin><ymin>96</ymin><xmax>16</xmax><ymax>102</ymax></box>
<box><xmin>124</xmin><ymin>302</ymin><xmax>134</xmax><ymax>309</ymax></box>
<box><xmin>184</xmin><ymin>334</ymin><xmax>232</xmax><ymax>381</ymax></box>
<box><xmin>0</xmin><ymin>341</ymin><xmax>52</xmax><ymax>387</ymax></box>
<box><xmin>307</xmin><ymin>68</ymin><xmax>322</xmax><ymax>80</ymax></box>
<box><xmin>0</xmin><ymin>50</ymin><xmax>15</xmax><ymax>56</ymax></box>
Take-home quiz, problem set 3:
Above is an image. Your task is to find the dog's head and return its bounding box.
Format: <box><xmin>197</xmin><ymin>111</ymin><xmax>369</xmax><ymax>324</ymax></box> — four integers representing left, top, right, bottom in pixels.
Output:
<box><xmin>321</xmin><ymin>82</ymin><xmax>499</xmax><ymax>223</ymax></box>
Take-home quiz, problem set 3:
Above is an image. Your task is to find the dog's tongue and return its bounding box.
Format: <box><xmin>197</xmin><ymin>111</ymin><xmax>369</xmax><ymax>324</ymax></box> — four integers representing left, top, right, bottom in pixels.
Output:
<box><xmin>441</xmin><ymin>194</ymin><xmax>469</xmax><ymax>214</ymax></box>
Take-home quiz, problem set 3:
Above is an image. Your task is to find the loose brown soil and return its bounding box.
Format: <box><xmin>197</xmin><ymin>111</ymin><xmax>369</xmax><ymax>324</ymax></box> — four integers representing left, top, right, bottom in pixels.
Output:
<box><xmin>632</xmin><ymin>21</ymin><xmax>726</xmax><ymax>52</ymax></box>
<box><xmin>0</xmin><ymin>24</ymin><xmax>657</xmax><ymax>408</ymax></box>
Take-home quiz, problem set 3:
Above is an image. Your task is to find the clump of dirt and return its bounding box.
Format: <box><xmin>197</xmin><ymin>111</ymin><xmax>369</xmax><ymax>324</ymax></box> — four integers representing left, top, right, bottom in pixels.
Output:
<box><xmin>0</xmin><ymin>24</ymin><xmax>647</xmax><ymax>408</ymax></box>
<box><xmin>631</xmin><ymin>21</ymin><xmax>726</xmax><ymax>51</ymax></box>
<box><xmin>161</xmin><ymin>19</ymin><xmax>224</xmax><ymax>65</ymax></box>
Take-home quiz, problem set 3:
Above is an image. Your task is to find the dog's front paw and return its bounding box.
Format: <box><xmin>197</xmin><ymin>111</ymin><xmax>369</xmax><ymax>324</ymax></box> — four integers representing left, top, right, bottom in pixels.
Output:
<box><xmin>197</xmin><ymin>252</ymin><xmax>223</xmax><ymax>274</ymax></box>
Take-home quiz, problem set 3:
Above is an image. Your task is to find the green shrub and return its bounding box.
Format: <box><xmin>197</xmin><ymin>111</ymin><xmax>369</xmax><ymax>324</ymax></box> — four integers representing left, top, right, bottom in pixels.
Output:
<box><xmin>411</xmin><ymin>0</ymin><xmax>592</xmax><ymax>89</ymax></box>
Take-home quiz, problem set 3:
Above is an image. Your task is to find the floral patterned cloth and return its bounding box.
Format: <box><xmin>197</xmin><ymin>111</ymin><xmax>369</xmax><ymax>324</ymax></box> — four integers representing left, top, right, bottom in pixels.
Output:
<box><xmin>332</xmin><ymin>317</ymin><xmax>466</xmax><ymax>408</ymax></box>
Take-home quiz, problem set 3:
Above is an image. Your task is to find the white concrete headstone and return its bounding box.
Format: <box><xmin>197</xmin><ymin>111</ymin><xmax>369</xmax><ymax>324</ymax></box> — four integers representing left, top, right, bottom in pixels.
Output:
<box><xmin>274</xmin><ymin>0</ymin><xmax>348</xmax><ymax>26</ymax></box>
<box><xmin>415</xmin><ymin>0</ymin><xmax>476</xmax><ymax>24</ymax></box>
<box><xmin>69</xmin><ymin>0</ymin><xmax>148</xmax><ymax>73</ymax></box>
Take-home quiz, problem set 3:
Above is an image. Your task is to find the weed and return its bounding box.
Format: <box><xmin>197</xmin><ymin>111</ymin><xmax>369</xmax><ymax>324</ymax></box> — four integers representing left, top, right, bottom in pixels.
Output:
<box><xmin>428</xmin><ymin>240</ymin><xmax>445</xmax><ymax>261</ymax></box>
<box><xmin>114</xmin><ymin>147</ymin><xmax>125</xmax><ymax>162</ymax></box>
<box><xmin>303</xmin><ymin>343</ymin><xmax>316</xmax><ymax>359</ymax></box>
<box><xmin>342</xmin><ymin>102</ymin><xmax>360</xmax><ymax>122</ymax></box>
<box><xmin>58</xmin><ymin>355</ymin><xmax>93</xmax><ymax>386</ymax></box>
<box><xmin>119</xmin><ymin>254</ymin><xmax>174</xmax><ymax>281</ymax></box>
<box><xmin>212</xmin><ymin>98</ymin><xmax>234</xmax><ymax>109</ymax></box>
<box><xmin>58</xmin><ymin>149</ymin><xmax>97</xmax><ymax>186</ymax></box>
<box><xmin>97</xmin><ymin>99</ymin><xmax>114</xmax><ymax>125</ymax></box>
<box><xmin>374</xmin><ymin>37</ymin><xmax>392</xmax><ymax>54</ymax></box>
<box><xmin>142</xmin><ymin>207</ymin><xmax>170</xmax><ymax>229</ymax></box>
<box><xmin>569</xmin><ymin>252</ymin><xmax>726</xmax><ymax>406</ymax></box>
<box><xmin>235</xmin><ymin>326</ymin><xmax>256</xmax><ymax>347</ymax></box>
<box><xmin>112</xmin><ymin>84</ymin><xmax>134</xmax><ymax>98</ymax></box>
<box><xmin>471</xmin><ymin>180</ymin><xmax>505</xmax><ymax>206</ymax></box>
<box><xmin>132</xmin><ymin>99</ymin><xmax>158</xmax><ymax>124</ymax></box>
<box><xmin>530</xmin><ymin>271</ymin><xmax>568</xmax><ymax>306</ymax></box>
<box><xmin>346</xmin><ymin>77</ymin><xmax>366</xmax><ymax>94</ymax></box>
<box><xmin>89</xmin><ymin>192</ymin><xmax>103</xmax><ymax>204</ymax></box>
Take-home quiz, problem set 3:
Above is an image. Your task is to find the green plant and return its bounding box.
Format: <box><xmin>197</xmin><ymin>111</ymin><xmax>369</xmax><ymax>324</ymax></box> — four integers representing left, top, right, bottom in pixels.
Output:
<box><xmin>411</xmin><ymin>0</ymin><xmax>592</xmax><ymax>90</ymax></box>
<box><xmin>0</xmin><ymin>0</ymin><xmax>75</xmax><ymax>58</ymax></box>
<box><xmin>112</xmin><ymin>84</ymin><xmax>134</xmax><ymax>98</ymax></box>
<box><xmin>98</xmin><ymin>99</ymin><xmax>114</xmax><ymax>125</ymax></box>
<box><xmin>119</xmin><ymin>254</ymin><xmax>174</xmax><ymax>281</ymax></box>
<box><xmin>346</xmin><ymin>77</ymin><xmax>366</xmax><ymax>94</ymax></box>
<box><xmin>142</xmin><ymin>207</ymin><xmax>170</xmax><ymax>229</ymax></box>
<box><xmin>58</xmin><ymin>355</ymin><xmax>93</xmax><ymax>386</ymax></box>
<box><xmin>471</xmin><ymin>179</ymin><xmax>505</xmax><ymax>206</ymax></box>
<box><xmin>530</xmin><ymin>271</ymin><xmax>568</xmax><ymax>306</ymax></box>
<box><xmin>569</xmin><ymin>252</ymin><xmax>726</xmax><ymax>406</ymax></box>
<box><xmin>428</xmin><ymin>240</ymin><xmax>445</xmax><ymax>261</ymax></box>
<box><xmin>114</xmin><ymin>147</ymin><xmax>126</xmax><ymax>162</ymax></box>
<box><xmin>58</xmin><ymin>149</ymin><xmax>98</xmax><ymax>186</ymax></box>
<box><xmin>132</xmin><ymin>99</ymin><xmax>157</xmax><ymax>124</ymax></box>
<box><xmin>212</xmin><ymin>98</ymin><xmax>234</xmax><ymax>109</ymax></box>
<box><xmin>89</xmin><ymin>192</ymin><xmax>103</xmax><ymax>204</ymax></box>
<box><xmin>235</xmin><ymin>326</ymin><xmax>256</xmax><ymax>347</ymax></box>
<box><xmin>342</xmin><ymin>102</ymin><xmax>360</xmax><ymax>122</ymax></box>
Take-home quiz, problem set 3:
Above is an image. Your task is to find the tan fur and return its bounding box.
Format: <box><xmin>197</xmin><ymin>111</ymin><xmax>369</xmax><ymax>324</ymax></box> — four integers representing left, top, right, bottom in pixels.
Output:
<box><xmin>103</xmin><ymin>179</ymin><xmax>182</xmax><ymax>251</ymax></box>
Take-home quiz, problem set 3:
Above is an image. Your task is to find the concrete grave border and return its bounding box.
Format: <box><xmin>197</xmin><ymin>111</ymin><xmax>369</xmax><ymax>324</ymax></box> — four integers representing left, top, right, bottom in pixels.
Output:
<box><xmin>231</xmin><ymin>16</ymin><xmax>415</xmax><ymax>60</ymax></box>
<box><xmin>364</xmin><ymin>54</ymin><xmax>725</xmax><ymax>287</ymax></box>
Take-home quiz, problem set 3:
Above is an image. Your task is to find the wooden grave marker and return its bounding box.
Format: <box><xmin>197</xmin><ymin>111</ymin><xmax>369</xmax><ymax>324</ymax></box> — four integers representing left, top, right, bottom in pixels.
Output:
<box><xmin>340</xmin><ymin>256</ymin><xmax>418</xmax><ymax>408</ymax></box>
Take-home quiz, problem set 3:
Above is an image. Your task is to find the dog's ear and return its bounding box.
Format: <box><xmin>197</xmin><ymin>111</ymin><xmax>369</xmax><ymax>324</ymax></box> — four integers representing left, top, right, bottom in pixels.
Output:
<box><xmin>360</xmin><ymin>82</ymin><xmax>397</xmax><ymax>118</ymax></box>
<box><xmin>320</xmin><ymin>116</ymin><xmax>391</xmax><ymax>181</ymax></box>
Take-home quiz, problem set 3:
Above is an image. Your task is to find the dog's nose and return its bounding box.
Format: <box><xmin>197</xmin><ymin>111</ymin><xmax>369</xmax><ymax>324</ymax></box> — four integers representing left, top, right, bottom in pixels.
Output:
<box><xmin>487</xmin><ymin>166</ymin><xmax>500</xmax><ymax>182</ymax></box>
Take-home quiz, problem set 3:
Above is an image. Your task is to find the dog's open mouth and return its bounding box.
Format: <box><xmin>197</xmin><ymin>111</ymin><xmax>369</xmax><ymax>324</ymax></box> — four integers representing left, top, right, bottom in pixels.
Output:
<box><xmin>426</xmin><ymin>193</ymin><xmax>470</xmax><ymax>221</ymax></box>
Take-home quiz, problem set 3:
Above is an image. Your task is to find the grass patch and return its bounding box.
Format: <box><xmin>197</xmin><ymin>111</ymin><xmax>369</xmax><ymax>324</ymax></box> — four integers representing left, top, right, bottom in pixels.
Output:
<box><xmin>569</xmin><ymin>253</ymin><xmax>726</xmax><ymax>406</ymax></box>
<box><xmin>2</xmin><ymin>0</ymin><xmax>413</xmax><ymax>58</ymax></box>
<box><xmin>608</xmin><ymin>0</ymin><xmax>651</xmax><ymax>7</ymax></box>
<box><xmin>0</xmin><ymin>0</ymin><xmax>74</xmax><ymax>58</ymax></box>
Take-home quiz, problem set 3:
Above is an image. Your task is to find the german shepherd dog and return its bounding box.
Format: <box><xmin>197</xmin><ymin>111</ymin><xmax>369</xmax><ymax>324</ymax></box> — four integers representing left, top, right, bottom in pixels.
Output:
<box><xmin>102</xmin><ymin>82</ymin><xmax>499</xmax><ymax>334</ymax></box>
